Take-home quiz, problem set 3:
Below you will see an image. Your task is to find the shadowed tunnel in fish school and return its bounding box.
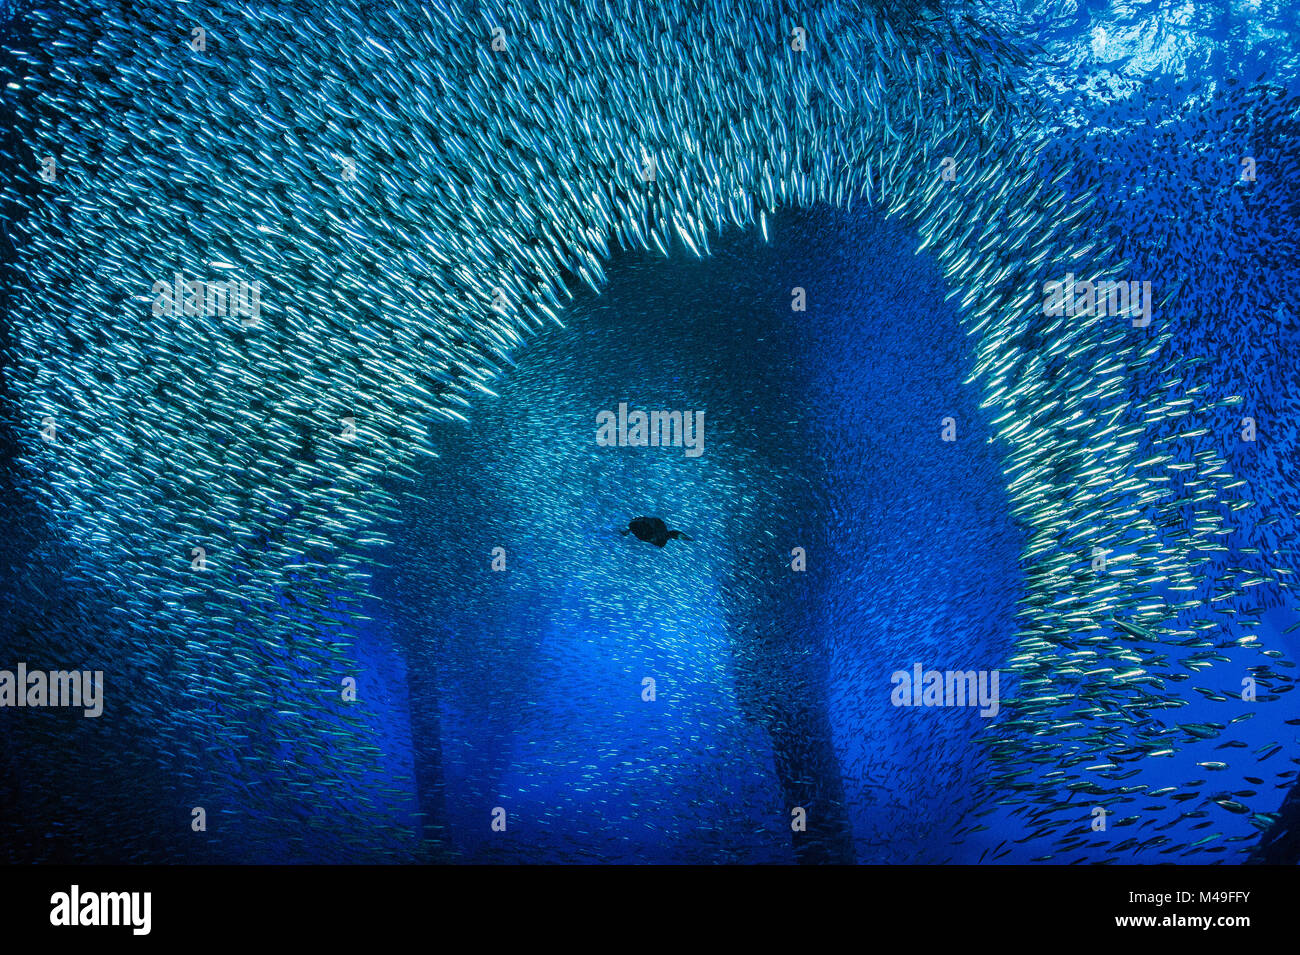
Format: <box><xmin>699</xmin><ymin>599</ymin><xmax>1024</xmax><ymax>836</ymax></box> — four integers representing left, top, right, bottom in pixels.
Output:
<box><xmin>380</xmin><ymin>202</ymin><xmax>1028</xmax><ymax>863</ymax></box>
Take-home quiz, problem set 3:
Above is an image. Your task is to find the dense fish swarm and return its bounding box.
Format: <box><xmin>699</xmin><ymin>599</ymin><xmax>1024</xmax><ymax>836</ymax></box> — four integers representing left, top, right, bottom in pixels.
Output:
<box><xmin>0</xmin><ymin>0</ymin><xmax>1295</xmax><ymax>861</ymax></box>
<box><xmin>383</xmin><ymin>203</ymin><xmax>1031</xmax><ymax>862</ymax></box>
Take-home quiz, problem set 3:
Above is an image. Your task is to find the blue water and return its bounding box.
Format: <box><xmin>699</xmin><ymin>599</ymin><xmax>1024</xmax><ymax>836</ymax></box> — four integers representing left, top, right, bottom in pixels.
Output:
<box><xmin>1</xmin><ymin>0</ymin><xmax>1298</xmax><ymax>864</ymax></box>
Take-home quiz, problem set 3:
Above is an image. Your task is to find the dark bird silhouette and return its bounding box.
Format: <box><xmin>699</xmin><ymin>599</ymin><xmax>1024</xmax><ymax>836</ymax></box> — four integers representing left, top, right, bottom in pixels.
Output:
<box><xmin>620</xmin><ymin>516</ymin><xmax>693</xmax><ymax>547</ymax></box>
